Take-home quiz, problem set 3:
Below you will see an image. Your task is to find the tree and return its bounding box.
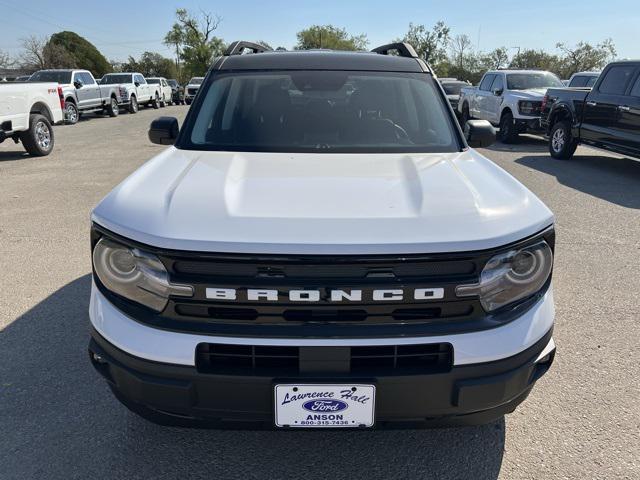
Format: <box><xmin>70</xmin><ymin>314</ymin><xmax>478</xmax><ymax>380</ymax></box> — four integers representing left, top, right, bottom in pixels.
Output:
<box><xmin>399</xmin><ymin>22</ymin><xmax>450</xmax><ymax>64</ymax></box>
<box><xmin>166</xmin><ymin>8</ymin><xmax>225</xmax><ymax>78</ymax></box>
<box><xmin>295</xmin><ymin>25</ymin><xmax>368</xmax><ymax>51</ymax></box>
<box><xmin>509</xmin><ymin>49</ymin><xmax>561</xmax><ymax>72</ymax></box>
<box><xmin>450</xmin><ymin>34</ymin><xmax>473</xmax><ymax>70</ymax></box>
<box><xmin>164</xmin><ymin>24</ymin><xmax>185</xmax><ymax>80</ymax></box>
<box><xmin>121</xmin><ymin>52</ymin><xmax>177</xmax><ymax>78</ymax></box>
<box><xmin>0</xmin><ymin>49</ymin><xmax>12</xmax><ymax>68</ymax></box>
<box><xmin>556</xmin><ymin>39</ymin><xmax>616</xmax><ymax>78</ymax></box>
<box><xmin>480</xmin><ymin>47</ymin><xmax>510</xmax><ymax>70</ymax></box>
<box><xmin>47</xmin><ymin>31</ymin><xmax>111</xmax><ymax>76</ymax></box>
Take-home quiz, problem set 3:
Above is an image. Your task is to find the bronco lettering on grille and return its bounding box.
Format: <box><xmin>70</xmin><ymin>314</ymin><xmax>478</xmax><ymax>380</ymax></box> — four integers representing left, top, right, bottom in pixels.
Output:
<box><xmin>205</xmin><ymin>288</ymin><xmax>445</xmax><ymax>302</ymax></box>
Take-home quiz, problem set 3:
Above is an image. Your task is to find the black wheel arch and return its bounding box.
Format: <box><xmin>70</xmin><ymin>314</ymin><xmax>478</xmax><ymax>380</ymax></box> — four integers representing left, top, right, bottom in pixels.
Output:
<box><xmin>29</xmin><ymin>101</ymin><xmax>54</xmax><ymax>123</ymax></box>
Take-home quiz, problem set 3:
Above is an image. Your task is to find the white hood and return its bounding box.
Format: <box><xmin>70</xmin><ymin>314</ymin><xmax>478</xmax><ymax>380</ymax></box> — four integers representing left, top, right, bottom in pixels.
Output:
<box><xmin>510</xmin><ymin>88</ymin><xmax>548</xmax><ymax>99</ymax></box>
<box><xmin>92</xmin><ymin>148</ymin><xmax>553</xmax><ymax>254</ymax></box>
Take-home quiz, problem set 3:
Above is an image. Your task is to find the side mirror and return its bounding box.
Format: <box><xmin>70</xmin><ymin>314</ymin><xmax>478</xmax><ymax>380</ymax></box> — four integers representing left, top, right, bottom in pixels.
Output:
<box><xmin>149</xmin><ymin>117</ymin><xmax>179</xmax><ymax>145</ymax></box>
<box><xmin>493</xmin><ymin>88</ymin><xmax>503</xmax><ymax>96</ymax></box>
<box><xmin>464</xmin><ymin>120</ymin><xmax>495</xmax><ymax>148</ymax></box>
<box><xmin>134</xmin><ymin>81</ymin><xmax>140</xmax><ymax>87</ymax></box>
<box><xmin>74</xmin><ymin>81</ymin><xmax>83</xmax><ymax>89</ymax></box>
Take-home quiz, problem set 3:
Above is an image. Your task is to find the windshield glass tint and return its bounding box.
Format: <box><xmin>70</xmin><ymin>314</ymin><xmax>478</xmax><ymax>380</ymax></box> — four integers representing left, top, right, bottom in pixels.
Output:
<box><xmin>168</xmin><ymin>80</ymin><xmax>178</xmax><ymax>87</ymax></box>
<box><xmin>441</xmin><ymin>83</ymin><xmax>465</xmax><ymax>95</ymax></box>
<box><xmin>189</xmin><ymin>77</ymin><xmax>204</xmax><ymax>85</ymax></box>
<box><xmin>101</xmin><ymin>74</ymin><xmax>132</xmax><ymax>84</ymax></box>
<box><xmin>507</xmin><ymin>73</ymin><xmax>563</xmax><ymax>90</ymax></box>
<box><xmin>185</xmin><ymin>71</ymin><xmax>458</xmax><ymax>153</ymax></box>
<box><xmin>147</xmin><ymin>79</ymin><xmax>160</xmax><ymax>84</ymax></box>
<box><xmin>28</xmin><ymin>71</ymin><xmax>72</xmax><ymax>83</ymax></box>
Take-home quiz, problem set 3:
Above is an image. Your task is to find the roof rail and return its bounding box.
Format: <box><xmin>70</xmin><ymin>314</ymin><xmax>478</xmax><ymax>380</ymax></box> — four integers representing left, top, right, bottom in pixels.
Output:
<box><xmin>371</xmin><ymin>42</ymin><xmax>419</xmax><ymax>59</ymax></box>
<box><xmin>224</xmin><ymin>41</ymin><xmax>272</xmax><ymax>56</ymax></box>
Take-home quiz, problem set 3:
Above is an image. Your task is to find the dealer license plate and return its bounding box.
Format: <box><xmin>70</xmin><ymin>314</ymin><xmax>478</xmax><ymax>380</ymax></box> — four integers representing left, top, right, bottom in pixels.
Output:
<box><xmin>274</xmin><ymin>384</ymin><xmax>375</xmax><ymax>428</ymax></box>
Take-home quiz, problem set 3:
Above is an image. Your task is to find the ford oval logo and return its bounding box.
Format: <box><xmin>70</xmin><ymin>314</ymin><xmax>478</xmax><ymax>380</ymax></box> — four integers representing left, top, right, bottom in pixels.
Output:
<box><xmin>302</xmin><ymin>399</ymin><xmax>349</xmax><ymax>413</ymax></box>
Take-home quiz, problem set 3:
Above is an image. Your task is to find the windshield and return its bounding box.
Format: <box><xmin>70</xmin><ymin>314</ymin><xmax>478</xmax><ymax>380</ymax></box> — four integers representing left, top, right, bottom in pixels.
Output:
<box><xmin>147</xmin><ymin>79</ymin><xmax>160</xmax><ymax>84</ymax></box>
<box><xmin>506</xmin><ymin>73</ymin><xmax>563</xmax><ymax>90</ymax></box>
<box><xmin>167</xmin><ymin>80</ymin><xmax>178</xmax><ymax>87</ymax></box>
<box><xmin>183</xmin><ymin>70</ymin><xmax>458</xmax><ymax>153</ymax></box>
<box><xmin>101</xmin><ymin>74</ymin><xmax>133</xmax><ymax>84</ymax></box>
<box><xmin>189</xmin><ymin>77</ymin><xmax>204</xmax><ymax>85</ymax></box>
<box><xmin>28</xmin><ymin>71</ymin><xmax>72</xmax><ymax>84</ymax></box>
<box><xmin>441</xmin><ymin>82</ymin><xmax>466</xmax><ymax>95</ymax></box>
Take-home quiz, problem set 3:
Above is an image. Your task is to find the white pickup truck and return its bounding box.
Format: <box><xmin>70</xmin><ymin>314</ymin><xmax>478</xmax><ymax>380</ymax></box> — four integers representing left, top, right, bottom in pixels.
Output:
<box><xmin>100</xmin><ymin>72</ymin><xmax>161</xmax><ymax>113</ymax></box>
<box><xmin>0</xmin><ymin>82</ymin><xmax>64</xmax><ymax>156</ymax></box>
<box><xmin>458</xmin><ymin>70</ymin><xmax>564</xmax><ymax>143</ymax></box>
<box><xmin>29</xmin><ymin>69</ymin><xmax>123</xmax><ymax>124</ymax></box>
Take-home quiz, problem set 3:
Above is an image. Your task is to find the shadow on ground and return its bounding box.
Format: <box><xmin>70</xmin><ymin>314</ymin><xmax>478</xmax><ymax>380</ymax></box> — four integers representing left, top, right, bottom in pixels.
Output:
<box><xmin>516</xmin><ymin>153</ymin><xmax>640</xmax><ymax>209</ymax></box>
<box><xmin>1</xmin><ymin>276</ymin><xmax>505</xmax><ymax>480</ymax></box>
<box><xmin>0</xmin><ymin>149</ymin><xmax>31</xmax><ymax>162</ymax></box>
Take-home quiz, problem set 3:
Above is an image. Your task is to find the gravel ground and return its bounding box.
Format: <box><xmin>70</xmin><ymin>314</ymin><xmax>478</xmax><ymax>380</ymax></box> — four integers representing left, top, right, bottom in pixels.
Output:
<box><xmin>1</xmin><ymin>106</ymin><xmax>638</xmax><ymax>480</ymax></box>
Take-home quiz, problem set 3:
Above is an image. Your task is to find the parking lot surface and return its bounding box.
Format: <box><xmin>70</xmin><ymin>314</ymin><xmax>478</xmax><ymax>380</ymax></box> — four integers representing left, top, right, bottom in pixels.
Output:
<box><xmin>1</xmin><ymin>106</ymin><xmax>638</xmax><ymax>480</ymax></box>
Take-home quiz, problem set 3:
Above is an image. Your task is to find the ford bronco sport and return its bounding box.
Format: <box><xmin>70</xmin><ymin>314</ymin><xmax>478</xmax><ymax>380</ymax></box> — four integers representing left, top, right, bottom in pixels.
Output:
<box><xmin>88</xmin><ymin>41</ymin><xmax>556</xmax><ymax>428</ymax></box>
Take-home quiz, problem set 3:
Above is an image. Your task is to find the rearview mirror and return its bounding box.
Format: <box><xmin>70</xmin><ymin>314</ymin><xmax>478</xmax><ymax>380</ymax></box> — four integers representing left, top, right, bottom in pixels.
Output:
<box><xmin>149</xmin><ymin>117</ymin><xmax>179</xmax><ymax>145</ymax></box>
<box><xmin>493</xmin><ymin>88</ymin><xmax>503</xmax><ymax>96</ymax></box>
<box><xmin>74</xmin><ymin>81</ymin><xmax>83</xmax><ymax>89</ymax></box>
<box><xmin>134</xmin><ymin>81</ymin><xmax>140</xmax><ymax>87</ymax></box>
<box><xmin>464</xmin><ymin>120</ymin><xmax>495</xmax><ymax>148</ymax></box>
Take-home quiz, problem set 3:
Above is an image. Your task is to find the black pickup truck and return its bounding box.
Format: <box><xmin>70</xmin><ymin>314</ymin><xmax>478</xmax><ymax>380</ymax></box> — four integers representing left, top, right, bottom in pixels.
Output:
<box><xmin>541</xmin><ymin>60</ymin><xmax>640</xmax><ymax>159</ymax></box>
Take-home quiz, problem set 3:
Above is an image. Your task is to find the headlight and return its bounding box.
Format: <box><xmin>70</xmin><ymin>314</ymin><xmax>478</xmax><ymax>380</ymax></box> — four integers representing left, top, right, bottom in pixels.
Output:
<box><xmin>93</xmin><ymin>238</ymin><xmax>193</xmax><ymax>311</ymax></box>
<box><xmin>518</xmin><ymin>100</ymin><xmax>542</xmax><ymax>116</ymax></box>
<box><xmin>456</xmin><ymin>240</ymin><xmax>553</xmax><ymax>312</ymax></box>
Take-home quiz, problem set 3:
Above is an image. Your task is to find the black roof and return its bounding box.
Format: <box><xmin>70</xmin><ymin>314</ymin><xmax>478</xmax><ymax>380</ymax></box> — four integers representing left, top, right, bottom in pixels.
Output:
<box><xmin>217</xmin><ymin>50</ymin><xmax>426</xmax><ymax>73</ymax></box>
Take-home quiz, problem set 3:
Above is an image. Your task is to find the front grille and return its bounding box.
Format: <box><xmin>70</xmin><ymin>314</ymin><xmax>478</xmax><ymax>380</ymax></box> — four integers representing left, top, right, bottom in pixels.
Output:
<box><xmin>195</xmin><ymin>343</ymin><xmax>453</xmax><ymax>375</ymax></box>
<box><xmin>160</xmin><ymin>251</ymin><xmax>484</xmax><ymax>327</ymax></box>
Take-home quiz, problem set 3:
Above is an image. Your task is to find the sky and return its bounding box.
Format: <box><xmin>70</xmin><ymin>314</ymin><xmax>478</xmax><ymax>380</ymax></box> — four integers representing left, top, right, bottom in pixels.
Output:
<box><xmin>0</xmin><ymin>0</ymin><xmax>637</xmax><ymax>62</ymax></box>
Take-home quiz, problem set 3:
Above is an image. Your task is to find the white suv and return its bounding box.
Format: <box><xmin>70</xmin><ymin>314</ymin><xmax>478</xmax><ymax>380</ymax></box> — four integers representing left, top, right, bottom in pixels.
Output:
<box><xmin>88</xmin><ymin>42</ymin><xmax>556</xmax><ymax>429</ymax></box>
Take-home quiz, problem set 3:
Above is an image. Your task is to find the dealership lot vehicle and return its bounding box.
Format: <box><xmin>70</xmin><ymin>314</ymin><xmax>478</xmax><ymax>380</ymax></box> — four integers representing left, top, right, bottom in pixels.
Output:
<box><xmin>567</xmin><ymin>71</ymin><xmax>600</xmax><ymax>88</ymax></box>
<box><xmin>0</xmin><ymin>81</ymin><xmax>64</xmax><ymax>155</ymax></box>
<box><xmin>88</xmin><ymin>42</ymin><xmax>557</xmax><ymax>429</ymax></box>
<box><xmin>459</xmin><ymin>70</ymin><xmax>564</xmax><ymax>143</ymax></box>
<box><xmin>541</xmin><ymin>60</ymin><xmax>640</xmax><ymax>160</ymax></box>
<box><xmin>184</xmin><ymin>76</ymin><xmax>204</xmax><ymax>104</ymax></box>
<box><xmin>146</xmin><ymin>77</ymin><xmax>173</xmax><ymax>106</ymax></box>
<box><xmin>438</xmin><ymin>78</ymin><xmax>470</xmax><ymax>114</ymax></box>
<box><xmin>29</xmin><ymin>69</ymin><xmax>123</xmax><ymax>123</ymax></box>
<box><xmin>167</xmin><ymin>79</ymin><xmax>185</xmax><ymax>104</ymax></box>
<box><xmin>100</xmin><ymin>72</ymin><xmax>159</xmax><ymax>113</ymax></box>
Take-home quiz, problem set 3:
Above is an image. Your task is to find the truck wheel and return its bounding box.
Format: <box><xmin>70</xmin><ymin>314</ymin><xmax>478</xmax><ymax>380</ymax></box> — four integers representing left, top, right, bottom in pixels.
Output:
<box><xmin>499</xmin><ymin>112</ymin><xmax>518</xmax><ymax>144</ymax></box>
<box><xmin>549</xmin><ymin>121</ymin><xmax>578</xmax><ymax>159</ymax></box>
<box><xmin>20</xmin><ymin>114</ymin><xmax>54</xmax><ymax>157</ymax></box>
<box><xmin>107</xmin><ymin>97</ymin><xmax>119</xmax><ymax>117</ymax></box>
<box><xmin>160</xmin><ymin>94</ymin><xmax>166</xmax><ymax>108</ymax></box>
<box><xmin>128</xmin><ymin>95</ymin><xmax>138</xmax><ymax>114</ymax></box>
<box><xmin>65</xmin><ymin>102</ymin><xmax>79</xmax><ymax>125</ymax></box>
<box><xmin>185</xmin><ymin>98</ymin><xmax>191</xmax><ymax>105</ymax></box>
<box><xmin>152</xmin><ymin>93</ymin><xmax>160</xmax><ymax>109</ymax></box>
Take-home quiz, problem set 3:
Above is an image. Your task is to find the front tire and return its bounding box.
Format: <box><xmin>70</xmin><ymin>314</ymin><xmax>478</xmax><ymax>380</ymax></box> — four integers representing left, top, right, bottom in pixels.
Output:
<box><xmin>107</xmin><ymin>97</ymin><xmax>119</xmax><ymax>117</ymax></box>
<box><xmin>499</xmin><ymin>111</ymin><xmax>518</xmax><ymax>144</ymax></box>
<box><xmin>65</xmin><ymin>102</ymin><xmax>79</xmax><ymax>125</ymax></box>
<box><xmin>152</xmin><ymin>93</ymin><xmax>160</xmax><ymax>109</ymax></box>
<box><xmin>128</xmin><ymin>95</ymin><xmax>138</xmax><ymax>114</ymax></box>
<box><xmin>549</xmin><ymin>121</ymin><xmax>578</xmax><ymax>159</ymax></box>
<box><xmin>20</xmin><ymin>114</ymin><xmax>54</xmax><ymax>156</ymax></box>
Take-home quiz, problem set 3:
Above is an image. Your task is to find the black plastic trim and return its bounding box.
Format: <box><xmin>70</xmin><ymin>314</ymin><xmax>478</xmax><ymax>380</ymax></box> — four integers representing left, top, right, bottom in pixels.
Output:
<box><xmin>90</xmin><ymin>223</ymin><xmax>554</xmax><ymax>339</ymax></box>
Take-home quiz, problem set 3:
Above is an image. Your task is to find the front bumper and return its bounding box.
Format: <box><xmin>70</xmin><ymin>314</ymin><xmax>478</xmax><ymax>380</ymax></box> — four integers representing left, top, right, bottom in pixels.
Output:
<box><xmin>89</xmin><ymin>284</ymin><xmax>556</xmax><ymax>427</ymax></box>
<box><xmin>89</xmin><ymin>327</ymin><xmax>554</xmax><ymax>428</ymax></box>
<box><xmin>515</xmin><ymin>117</ymin><xmax>543</xmax><ymax>133</ymax></box>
